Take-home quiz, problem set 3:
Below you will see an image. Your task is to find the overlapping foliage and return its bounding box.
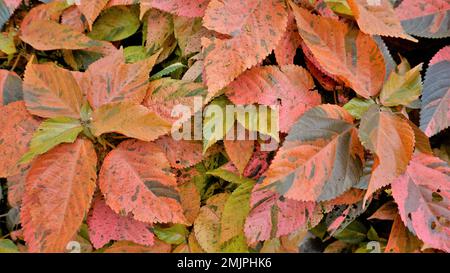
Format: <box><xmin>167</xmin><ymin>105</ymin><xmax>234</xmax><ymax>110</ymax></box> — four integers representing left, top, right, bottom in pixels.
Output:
<box><xmin>0</xmin><ymin>0</ymin><xmax>449</xmax><ymax>253</ymax></box>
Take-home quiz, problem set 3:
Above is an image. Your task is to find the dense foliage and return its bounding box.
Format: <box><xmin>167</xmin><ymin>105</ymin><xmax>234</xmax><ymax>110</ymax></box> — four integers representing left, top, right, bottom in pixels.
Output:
<box><xmin>0</xmin><ymin>0</ymin><xmax>449</xmax><ymax>253</ymax></box>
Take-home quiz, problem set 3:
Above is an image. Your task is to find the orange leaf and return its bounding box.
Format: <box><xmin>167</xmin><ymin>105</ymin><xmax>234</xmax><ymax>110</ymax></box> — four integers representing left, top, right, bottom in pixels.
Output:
<box><xmin>90</xmin><ymin>102</ymin><xmax>171</xmax><ymax>142</ymax></box>
<box><xmin>85</xmin><ymin>49</ymin><xmax>160</xmax><ymax>109</ymax></box>
<box><xmin>21</xmin><ymin>139</ymin><xmax>97</xmax><ymax>252</ymax></box>
<box><xmin>224</xmin><ymin>136</ymin><xmax>255</xmax><ymax>175</ymax></box>
<box><xmin>359</xmin><ymin>105</ymin><xmax>415</xmax><ymax>202</ymax></box>
<box><xmin>76</xmin><ymin>0</ymin><xmax>109</xmax><ymax>30</ymax></box>
<box><xmin>99</xmin><ymin>140</ymin><xmax>186</xmax><ymax>224</ymax></box>
<box><xmin>291</xmin><ymin>4</ymin><xmax>385</xmax><ymax>98</ymax></box>
<box><xmin>385</xmin><ymin>214</ymin><xmax>423</xmax><ymax>253</ymax></box>
<box><xmin>0</xmin><ymin>102</ymin><xmax>40</xmax><ymax>178</ymax></box>
<box><xmin>23</xmin><ymin>62</ymin><xmax>84</xmax><ymax>119</ymax></box>
<box><xmin>347</xmin><ymin>0</ymin><xmax>417</xmax><ymax>42</ymax></box>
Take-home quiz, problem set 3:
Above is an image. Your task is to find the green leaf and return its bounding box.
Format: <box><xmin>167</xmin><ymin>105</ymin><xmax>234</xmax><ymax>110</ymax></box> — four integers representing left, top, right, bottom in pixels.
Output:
<box><xmin>20</xmin><ymin>117</ymin><xmax>84</xmax><ymax>164</ymax></box>
<box><xmin>333</xmin><ymin>220</ymin><xmax>368</xmax><ymax>244</ymax></box>
<box><xmin>235</xmin><ymin>105</ymin><xmax>280</xmax><ymax>142</ymax></box>
<box><xmin>343</xmin><ymin>98</ymin><xmax>375</xmax><ymax>120</ymax></box>
<box><xmin>0</xmin><ymin>30</ymin><xmax>16</xmax><ymax>55</ymax></box>
<box><xmin>88</xmin><ymin>6</ymin><xmax>140</xmax><ymax>42</ymax></box>
<box><xmin>0</xmin><ymin>239</ymin><xmax>19</xmax><ymax>253</ymax></box>
<box><xmin>324</xmin><ymin>0</ymin><xmax>353</xmax><ymax>16</ymax></box>
<box><xmin>207</xmin><ymin>168</ymin><xmax>255</xmax><ymax>185</ymax></box>
<box><xmin>123</xmin><ymin>46</ymin><xmax>151</xmax><ymax>63</ymax></box>
<box><xmin>153</xmin><ymin>224</ymin><xmax>189</xmax><ymax>245</ymax></box>
<box><xmin>380</xmin><ymin>57</ymin><xmax>423</xmax><ymax>107</ymax></box>
<box><xmin>150</xmin><ymin>63</ymin><xmax>186</xmax><ymax>81</ymax></box>
<box><xmin>220</xmin><ymin>181</ymin><xmax>254</xmax><ymax>252</ymax></box>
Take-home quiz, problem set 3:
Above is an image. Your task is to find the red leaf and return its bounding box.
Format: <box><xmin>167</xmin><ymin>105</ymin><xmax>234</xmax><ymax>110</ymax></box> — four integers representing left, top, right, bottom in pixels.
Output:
<box><xmin>274</xmin><ymin>12</ymin><xmax>302</xmax><ymax>66</ymax></box>
<box><xmin>155</xmin><ymin>136</ymin><xmax>203</xmax><ymax>169</ymax></box>
<box><xmin>87</xmin><ymin>198</ymin><xmax>155</xmax><ymax>249</ymax></box>
<box><xmin>226</xmin><ymin>65</ymin><xmax>321</xmax><ymax>133</ymax></box>
<box><xmin>391</xmin><ymin>153</ymin><xmax>450</xmax><ymax>252</ymax></box>
<box><xmin>99</xmin><ymin>140</ymin><xmax>186</xmax><ymax>224</ymax></box>
<box><xmin>244</xmin><ymin>189</ymin><xmax>322</xmax><ymax>243</ymax></box>
<box><xmin>202</xmin><ymin>0</ymin><xmax>288</xmax><ymax>98</ymax></box>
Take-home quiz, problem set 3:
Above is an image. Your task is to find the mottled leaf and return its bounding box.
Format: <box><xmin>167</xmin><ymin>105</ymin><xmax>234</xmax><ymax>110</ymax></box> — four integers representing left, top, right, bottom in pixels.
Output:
<box><xmin>391</xmin><ymin>153</ymin><xmax>450</xmax><ymax>252</ymax></box>
<box><xmin>0</xmin><ymin>102</ymin><xmax>40</xmax><ymax>178</ymax></box>
<box><xmin>291</xmin><ymin>4</ymin><xmax>385</xmax><ymax>98</ymax></box>
<box><xmin>359</xmin><ymin>105</ymin><xmax>415</xmax><ymax>202</ymax></box>
<box><xmin>87</xmin><ymin>198</ymin><xmax>155</xmax><ymax>249</ymax></box>
<box><xmin>90</xmin><ymin>102</ymin><xmax>171</xmax><ymax>142</ymax></box>
<box><xmin>23</xmin><ymin>62</ymin><xmax>83</xmax><ymax>119</ymax></box>
<box><xmin>21</xmin><ymin>139</ymin><xmax>97</xmax><ymax>252</ymax></box>
<box><xmin>99</xmin><ymin>140</ymin><xmax>186</xmax><ymax>224</ymax></box>
<box><xmin>202</xmin><ymin>0</ymin><xmax>288</xmax><ymax>97</ymax></box>
<box><xmin>420</xmin><ymin>46</ymin><xmax>450</xmax><ymax>137</ymax></box>
<box><xmin>258</xmin><ymin>105</ymin><xmax>364</xmax><ymax>202</ymax></box>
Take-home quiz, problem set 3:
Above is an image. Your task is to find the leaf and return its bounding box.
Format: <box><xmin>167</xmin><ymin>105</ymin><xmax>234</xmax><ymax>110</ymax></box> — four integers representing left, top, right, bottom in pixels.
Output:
<box><xmin>76</xmin><ymin>0</ymin><xmax>109</xmax><ymax>30</ymax></box>
<box><xmin>359</xmin><ymin>105</ymin><xmax>415</xmax><ymax>202</ymax></box>
<box><xmin>203</xmin><ymin>96</ymin><xmax>235</xmax><ymax>152</ymax></box>
<box><xmin>347</xmin><ymin>0</ymin><xmax>417</xmax><ymax>42</ymax></box>
<box><xmin>21</xmin><ymin>139</ymin><xmax>97</xmax><ymax>252</ymax></box>
<box><xmin>143</xmin><ymin>78</ymin><xmax>207</xmax><ymax>128</ymax></box>
<box><xmin>194</xmin><ymin>193</ymin><xmax>229</xmax><ymax>252</ymax></box>
<box><xmin>207</xmin><ymin>166</ymin><xmax>256</xmax><ymax>185</ymax></box>
<box><xmin>244</xmin><ymin>189</ymin><xmax>321</xmax><ymax>243</ymax></box>
<box><xmin>0</xmin><ymin>239</ymin><xmax>19</xmax><ymax>253</ymax></box>
<box><xmin>153</xmin><ymin>224</ymin><xmax>188</xmax><ymax>245</ymax></box>
<box><xmin>147</xmin><ymin>0</ymin><xmax>210</xmax><ymax>17</ymax></box>
<box><xmin>385</xmin><ymin>214</ymin><xmax>423</xmax><ymax>253</ymax></box>
<box><xmin>0</xmin><ymin>101</ymin><xmax>40</xmax><ymax>178</ymax></box>
<box><xmin>23</xmin><ymin>62</ymin><xmax>83</xmax><ymax>119</ymax></box>
<box><xmin>225</xmin><ymin>65</ymin><xmax>321</xmax><ymax>133</ymax></box>
<box><xmin>20</xmin><ymin>117</ymin><xmax>83</xmax><ymax>164</ymax></box>
<box><xmin>395</xmin><ymin>0</ymin><xmax>450</xmax><ymax>38</ymax></box>
<box><xmin>0</xmin><ymin>70</ymin><xmax>23</xmax><ymax>105</ymax></box>
<box><xmin>380</xmin><ymin>57</ymin><xmax>423</xmax><ymax>107</ymax></box>
<box><xmin>333</xmin><ymin>220</ymin><xmax>367</xmax><ymax>244</ymax></box>
<box><xmin>343</xmin><ymin>98</ymin><xmax>375</xmax><ymax>120</ymax></box>
<box><xmin>257</xmin><ymin>105</ymin><xmax>364</xmax><ymax>202</ymax></box>
<box><xmin>150</xmin><ymin>63</ymin><xmax>186</xmax><ymax>81</ymax></box>
<box><xmin>87</xmin><ymin>198</ymin><xmax>155</xmax><ymax>249</ymax></box>
<box><xmin>220</xmin><ymin>181</ymin><xmax>254</xmax><ymax>251</ymax></box>
<box><xmin>368</xmin><ymin>201</ymin><xmax>398</xmax><ymax>221</ymax></box>
<box><xmin>179</xmin><ymin>180</ymin><xmax>201</xmax><ymax>225</ymax></box>
<box><xmin>291</xmin><ymin>4</ymin><xmax>385</xmax><ymax>98</ymax></box>
<box><xmin>99</xmin><ymin>139</ymin><xmax>186</xmax><ymax>224</ymax></box>
<box><xmin>103</xmin><ymin>239</ymin><xmax>171</xmax><ymax>253</ymax></box>
<box><xmin>20</xmin><ymin>19</ymin><xmax>100</xmax><ymax>51</ymax></box>
<box><xmin>155</xmin><ymin>136</ymin><xmax>203</xmax><ymax>169</ymax></box>
<box><xmin>85</xmin><ymin>49</ymin><xmax>160</xmax><ymax>109</ymax></box>
<box><xmin>202</xmin><ymin>0</ymin><xmax>288</xmax><ymax>98</ymax></box>
<box><xmin>144</xmin><ymin>8</ymin><xmax>173</xmax><ymax>53</ymax></box>
<box><xmin>420</xmin><ymin>46</ymin><xmax>450</xmax><ymax>137</ymax></box>
<box><xmin>90</xmin><ymin>102</ymin><xmax>171</xmax><ymax>142</ymax></box>
<box><xmin>224</xmin><ymin>126</ymin><xmax>254</xmax><ymax>175</ymax></box>
<box><xmin>88</xmin><ymin>6</ymin><xmax>140</xmax><ymax>42</ymax></box>
<box><xmin>7</xmin><ymin>164</ymin><xmax>29</xmax><ymax>207</ymax></box>
<box><xmin>391</xmin><ymin>152</ymin><xmax>450</xmax><ymax>252</ymax></box>
<box><xmin>274</xmin><ymin>12</ymin><xmax>302</xmax><ymax>66</ymax></box>
<box><xmin>0</xmin><ymin>0</ymin><xmax>21</xmax><ymax>29</ymax></box>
